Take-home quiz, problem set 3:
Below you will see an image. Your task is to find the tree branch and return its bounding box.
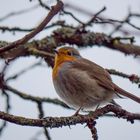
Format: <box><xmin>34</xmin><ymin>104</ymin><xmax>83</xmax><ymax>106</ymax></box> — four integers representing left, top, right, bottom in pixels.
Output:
<box><xmin>1</xmin><ymin>27</ymin><xmax>140</xmax><ymax>62</ymax></box>
<box><xmin>87</xmin><ymin>121</ymin><xmax>98</xmax><ymax>140</ymax></box>
<box><xmin>107</xmin><ymin>69</ymin><xmax>140</xmax><ymax>85</ymax></box>
<box><xmin>0</xmin><ymin>105</ymin><xmax>139</xmax><ymax>128</ymax></box>
<box><xmin>0</xmin><ymin>21</ymin><xmax>68</xmax><ymax>33</ymax></box>
<box><xmin>0</xmin><ymin>91</ymin><xmax>11</xmax><ymax>135</ymax></box>
<box><xmin>0</xmin><ymin>1</ymin><xmax>63</xmax><ymax>54</ymax></box>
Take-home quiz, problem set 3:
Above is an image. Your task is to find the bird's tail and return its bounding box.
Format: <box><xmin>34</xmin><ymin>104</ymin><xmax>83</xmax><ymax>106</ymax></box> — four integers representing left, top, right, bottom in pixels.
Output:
<box><xmin>114</xmin><ymin>84</ymin><xmax>140</xmax><ymax>104</ymax></box>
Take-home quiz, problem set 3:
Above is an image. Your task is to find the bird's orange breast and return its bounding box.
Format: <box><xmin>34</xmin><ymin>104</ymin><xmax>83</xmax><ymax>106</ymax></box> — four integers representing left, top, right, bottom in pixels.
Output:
<box><xmin>52</xmin><ymin>55</ymin><xmax>76</xmax><ymax>79</ymax></box>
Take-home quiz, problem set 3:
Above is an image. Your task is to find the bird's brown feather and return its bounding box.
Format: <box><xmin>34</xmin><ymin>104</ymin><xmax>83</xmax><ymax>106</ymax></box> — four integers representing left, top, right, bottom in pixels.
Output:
<box><xmin>72</xmin><ymin>58</ymin><xmax>115</xmax><ymax>91</ymax></box>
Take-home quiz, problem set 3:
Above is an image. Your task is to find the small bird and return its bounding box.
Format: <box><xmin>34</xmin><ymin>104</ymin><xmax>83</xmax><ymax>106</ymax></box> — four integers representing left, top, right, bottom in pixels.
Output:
<box><xmin>52</xmin><ymin>47</ymin><xmax>140</xmax><ymax>111</ymax></box>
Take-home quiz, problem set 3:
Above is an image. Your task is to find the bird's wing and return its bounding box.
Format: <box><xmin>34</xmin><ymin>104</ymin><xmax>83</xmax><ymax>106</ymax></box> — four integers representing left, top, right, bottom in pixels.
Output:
<box><xmin>72</xmin><ymin>58</ymin><xmax>115</xmax><ymax>91</ymax></box>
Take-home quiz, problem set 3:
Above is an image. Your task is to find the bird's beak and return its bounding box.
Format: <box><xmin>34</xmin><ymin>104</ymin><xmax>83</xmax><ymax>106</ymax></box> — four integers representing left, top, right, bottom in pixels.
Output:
<box><xmin>54</xmin><ymin>50</ymin><xmax>59</xmax><ymax>55</ymax></box>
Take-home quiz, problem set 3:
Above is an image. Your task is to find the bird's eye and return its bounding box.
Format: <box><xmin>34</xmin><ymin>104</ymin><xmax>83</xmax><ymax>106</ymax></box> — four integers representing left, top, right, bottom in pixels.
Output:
<box><xmin>67</xmin><ymin>51</ymin><xmax>72</xmax><ymax>56</ymax></box>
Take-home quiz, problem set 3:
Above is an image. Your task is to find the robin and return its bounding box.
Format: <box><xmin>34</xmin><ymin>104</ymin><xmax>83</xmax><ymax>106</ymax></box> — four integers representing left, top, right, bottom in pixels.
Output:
<box><xmin>52</xmin><ymin>47</ymin><xmax>140</xmax><ymax>111</ymax></box>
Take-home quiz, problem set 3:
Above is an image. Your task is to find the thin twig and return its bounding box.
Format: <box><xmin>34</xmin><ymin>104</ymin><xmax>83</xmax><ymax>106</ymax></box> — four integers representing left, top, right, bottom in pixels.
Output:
<box><xmin>0</xmin><ymin>5</ymin><xmax>39</xmax><ymax>22</ymax></box>
<box><xmin>37</xmin><ymin>0</ymin><xmax>84</xmax><ymax>24</ymax></box>
<box><xmin>38</xmin><ymin>0</ymin><xmax>50</xmax><ymax>10</ymax></box>
<box><xmin>28</xmin><ymin>47</ymin><xmax>55</xmax><ymax>58</ymax></box>
<box><xmin>43</xmin><ymin>128</ymin><xmax>51</xmax><ymax>140</ymax></box>
<box><xmin>65</xmin><ymin>3</ymin><xmax>140</xmax><ymax>36</ymax></box>
<box><xmin>107</xmin><ymin>69</ymin><xmax>140</xmax><ymax>85</ymax></box>
<box><xmin>109</xmin><ymin>12</ymin><xmax>140</xmax><ymax>36</ymax></box>
<box><xmin>4</xmin><ymin>84</ymin><xmax>70</xmax><ymax>109</ymax></box>
<box><xmin>0</xmin><ymin>91</ymin><xmax>11</xmax><ymax>136</ymax></box>
<box><xmin>6</xmin><ymin>61</ymin><xmax>43</xmax><ymax>81</ymax></box>
<box><xmin>0</xmin><ymin>21</ymin><xmax>67</xmax><ymax>33</ymax></box>
<box><xmin>62</xmin><ymin>9</ymin><xmax>84</xmax><ymax>24</ymax></box>
<box><xmin>37</xmin><ymin>102</ymin><xmax>52</xmax><ymax>140</ymax></box>
<box><xmin>81</xmin><ymin>6</ymin><xmax>106</xmax><ymax>29</ymax></box>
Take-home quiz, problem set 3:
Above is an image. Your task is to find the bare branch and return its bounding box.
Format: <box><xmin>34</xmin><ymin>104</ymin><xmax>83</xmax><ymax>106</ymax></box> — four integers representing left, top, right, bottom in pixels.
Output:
<box><xmin>1</xmin><ymin>27</ymin><xmax>140</xmax><ymax>69</ymax></box>
<box><xmin>43</xmin><ymin>128</ymin><xmax>51</xmax><ymax>140</ymax></box>
<box><xmin>62</xmin><ymin>9</ymin><xmax>84</xmax><ymax>25</ymax></box>
<box><xmin>109</xmin><ymin>12</ymin><xmax>140</xmax><ymax>36</ymax></box>
<box><xmin>1</xmin><ymin>1</ymin><xmax>140</xmax><ymax>139</ymax></box>
<box><xmin>65</xmin><ymin>3</ymin><xmax>140</xmax><ymax>36</ymax></box>
<box><xmin>87</xmin><ymin>121</ymin><xmax>98</xmax><ymax>140</ymax></box>
<box><xmin>28</xmin><ymin>47</ymin><xmax>55</xmax><ymax>58</ymax></box>
<box><xmin>37</xmin><ymin>102</ymin><xmax>52</xmax><ymax>140</ymax></box>
<box><xmin>37</xmin><ymin>0</ymin><xmax>84</xmax><ymax>24</ymax></box>
<box><xmin>0</xmin><ymin>26</ymin><xmax>33</xmax><ymax>33</ymax></box>
<box><xmin>80</xmin><ymin>6</ymin><xmax>106</xmax><ymax>29</ymax></box>
<box><xmin>1</xmin><ymin>27</ymin><xmax>140</xmax><ymax>63</ymax></box>
<box><xmin>53</xmin><ymin>27</ymin><xmax>140</xmax><ymax>56</ymax></box>
<box><xmin>0</xmin><ymin>1</ymin><xmax>63</xmax><ymax>54</ymax></box>
<box><xmin>0</xmin><ymin>91</ymin><xmax>11</xmax><ymax>136</ymax></box>
<box><xmin>4</xmin><ymin>84</ymin><xmax>70</xmax><ymax>109</ymax></box>
<box><xmin>38</xmin><ymin>0</ymin><xmax>50</xmax><ymax>10</ymax></box>
<box><xmin>6</xmin><ymin>61</ymin><xmax>44</xmax><ymax>81</ymax></box>
<box><xmin>0</xmin><ymin>105</ymin><xmax>139</xmax><ymax>128</ymax></box>
<box><xmin>0</xmin><ymin>21</ymin><xmax>68</xmax><ymax>33</ymax></box>
<box><xmin>107</xmin><ymin>69</ymin><xmax>140</xmax><ymax>85</ymax></box>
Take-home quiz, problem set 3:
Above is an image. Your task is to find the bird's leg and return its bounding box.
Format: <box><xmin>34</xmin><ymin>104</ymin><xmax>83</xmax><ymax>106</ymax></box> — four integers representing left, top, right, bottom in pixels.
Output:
<box><xmin>72</xmin><ymin>100</ymin><xmax>89</xmax><ymax>116</ymax></box>
<box><xmin>95</xmin><ymin>103</ymin><xmax>100</xmax><ymax>110</ymax></box>
<box><xmin>72</xmin><ymin>106</ymin><xmax>82</xmax><ymax>116</ymax></box>
<box><xmin>86</xmin><ymin>104</ymin><xmax>101</xmax><ymax>115</ymax></box>
<box><xmin>110</xmin><ymin>99</ymin><xmax>121</xmax><ymax>108</ymax></box>
<box><xmin>87</xmin><ymin>104</ymin><xmax>101</xmax><ymax>116</ymax></box>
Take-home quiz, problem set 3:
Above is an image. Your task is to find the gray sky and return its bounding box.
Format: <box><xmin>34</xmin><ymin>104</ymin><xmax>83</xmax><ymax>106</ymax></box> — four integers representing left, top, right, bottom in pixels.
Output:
<box><xmin>0</xmin><ymin>0</ymin><xmax>140</xmax><ymax>140</ymax></box>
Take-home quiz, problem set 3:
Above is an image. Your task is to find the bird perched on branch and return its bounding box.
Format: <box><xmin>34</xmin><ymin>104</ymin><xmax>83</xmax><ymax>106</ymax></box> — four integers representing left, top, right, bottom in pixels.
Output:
<box><xmin>52</xmin><ymin>47</ymin><xmax>140</xmax><ymax>111</ymax></box>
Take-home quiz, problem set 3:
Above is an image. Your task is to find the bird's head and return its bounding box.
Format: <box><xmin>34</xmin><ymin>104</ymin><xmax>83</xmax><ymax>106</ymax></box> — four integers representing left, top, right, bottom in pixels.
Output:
<box><xmin>54</xmin><ymin>47</ymin><xmax>81</xmax><ymax>67</ymax></box>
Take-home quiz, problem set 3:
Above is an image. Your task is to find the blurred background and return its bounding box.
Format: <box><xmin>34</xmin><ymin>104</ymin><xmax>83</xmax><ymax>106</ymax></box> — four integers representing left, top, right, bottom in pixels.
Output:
<box><xmin>0</xmin><ymin>0</ymin><xmax>140</xmax><ymax>140</ymax></box>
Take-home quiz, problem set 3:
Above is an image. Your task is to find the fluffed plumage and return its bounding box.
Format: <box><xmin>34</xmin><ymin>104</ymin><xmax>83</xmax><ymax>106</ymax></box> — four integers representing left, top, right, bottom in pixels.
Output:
<box><xmin>52</xmin><ymin>47</ymin><xmax>140</xmax><ymax>110</ymax></box>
